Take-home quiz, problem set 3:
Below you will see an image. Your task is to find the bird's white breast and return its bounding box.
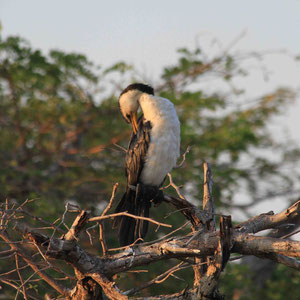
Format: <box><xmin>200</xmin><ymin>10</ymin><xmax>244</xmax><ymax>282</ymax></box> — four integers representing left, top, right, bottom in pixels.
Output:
<box><xmin>139</xmin><ymin>94</ymin><xmax>180</xmax><ymax>186</ymax></box>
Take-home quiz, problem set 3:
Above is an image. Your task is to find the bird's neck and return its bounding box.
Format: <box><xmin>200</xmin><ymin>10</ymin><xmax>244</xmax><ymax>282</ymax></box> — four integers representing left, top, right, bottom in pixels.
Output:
<box><xmin>139</xmin><ymin>94</ymin><xmax>169</xmax><ymax>126</ymax></box>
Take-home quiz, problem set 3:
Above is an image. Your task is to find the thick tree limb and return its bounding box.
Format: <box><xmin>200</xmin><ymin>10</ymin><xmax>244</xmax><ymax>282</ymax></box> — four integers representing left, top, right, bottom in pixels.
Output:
<box><xmin>3</xmin><ymin>197</ymin><xmax>300</xmax><ymax>299</ymax></box>
<box><xmin>2</xmin><ymin>162</ymin><xmax>300</xmax><ymax>299</ymax></box>
<box><xmin>236</xmin><ymin>199</ymin><xmax>300</xmax><ymax>234</ymax></box>
<box><xmin>233</xmin><ymin>233</ymin><xmax>300</xmax><ymax>258</ymax></box>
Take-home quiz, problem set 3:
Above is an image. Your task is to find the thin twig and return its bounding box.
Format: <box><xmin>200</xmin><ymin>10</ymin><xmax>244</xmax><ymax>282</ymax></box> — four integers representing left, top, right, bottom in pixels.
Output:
<box><xmin>0</xmin><ymin>232</ymin><xmax>69</xmax><ymax>296</ymax></box>
<box><xmin>0</xmin><ymin>249</ymin><xmax>15</xmax><ymax>256</ymax></box>
<box><xmin>101</xmin><ymin>183</ymin><xmax>119</xmax><ymax>217</ymax></box>
<box><xmin>125</xmin><ymin>261</ymin><xmax>208</xmax><ymax>296</ymax></box>
<box><xmin>0</xmin><ymin>264</ymin><xmax>30</xmax><ymax>277</ymax></box>
<box><xmin>33</xmin><ymin>240</ymin><xmax>50</xmax><ymax>265</ymax></box>
<box><xmin>126</xmin><ymin>270</ymin><xmax>148</xmax><ymax>273</ymax></box>
<box><xmin>163</xmin><ymin>173</ymin><xmax>185</xmax><ymax>200</ymax></box>
<box><xmin>113</xmin><ymin>143</ymin><xmax>127</xmax><ymax>152</ymax></box>
<box><xmin>107</xmin><ymin>238</ymin><xmax>144</xmax><ymax>252</ymax></box>
<box><xmin>0</xmin><ymin>279</ymin><xmax>26</xmax><ymax>298</ymax></box>
<box><xmin>85</xmin><ymin>224</ymin><xmax>98</xmax><ymax>245</ymax></box>
<box><xmin>281</xmin><ymin>229</ymin><xmax>300</xmax><ymax>239</ymax></box>
<box><xmin>108</xmin><ymin>221</ymin><xmax>190</xmax><ymax>252</ymax></box>
<box><xmin>175</xmin><ymin>146</ymin><xmax>191</xmax><ymax>168</ymax></box>
<box><xmin>99</xmin><ymin>183</ymin><xmax>119</xmax><ymax>255</ymax></box>
<box><xmin>15</xmin><ymin>254</ymin><xmax>28</xmax><ymax>300</ymax></box>
<box><xmin>89</xmin><ymin>212</ymin><xmax>172</xmax><ymax>228</ymax></box>
<box><xmin>46</xmin><ymin>202</ymin><xmax>70</xmax><ymax>255</ymax></box>
<box><xmin>0</xmin><ymin>252</ymin><xmax>17</xmax><ymax>259</ymax></box>
<box><xmin>124</xmin><ymin>262</ymin><xmax>185</xmax><ymax>296</ymax></box>
<box><xmin>185</xmin><ymin>229</ymin><xmax>205</xmax><ymax>246</ymax></box>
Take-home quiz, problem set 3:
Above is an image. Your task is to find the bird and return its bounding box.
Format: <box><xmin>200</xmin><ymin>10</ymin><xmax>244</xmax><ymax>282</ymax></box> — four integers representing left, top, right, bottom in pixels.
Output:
<box><xmin>114</xmin><ymin>83</ymin><xmax>180</xmax><ymax>246</ymax></box>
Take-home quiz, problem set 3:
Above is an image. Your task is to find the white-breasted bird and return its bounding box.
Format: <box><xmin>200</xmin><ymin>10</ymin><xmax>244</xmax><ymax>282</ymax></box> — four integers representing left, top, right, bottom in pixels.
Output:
<box><xmin>114</xmin><ymin>83</ymin><xmax>180</xmax><ymax>246</ymax></box>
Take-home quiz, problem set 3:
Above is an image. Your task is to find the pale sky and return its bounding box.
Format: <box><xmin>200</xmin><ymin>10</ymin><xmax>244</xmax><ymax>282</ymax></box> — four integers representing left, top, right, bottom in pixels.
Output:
<box><xmin>1</xmin><ymin>0</ymin><xmax>300</xmax><ymax>215</ymax></box>
<box><xmin>1</xmin><ymin>1</ymin><xmax>299</xmax><ymax>136</ymax></box>
<box><xmin>1</xmin><ymin>1</ymin><xmax>299</xmax><ymax>121</ymax></box>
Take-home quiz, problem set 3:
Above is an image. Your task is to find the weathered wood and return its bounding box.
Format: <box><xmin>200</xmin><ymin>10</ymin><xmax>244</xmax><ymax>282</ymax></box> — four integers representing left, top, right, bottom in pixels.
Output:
<box><xmin>233</xmin><ymin>233</ymin><xmax>300</xmax><ymax>258</ymax></box>
<box><xmin>236</xmin><ymin>199</ymin><xmax>300</xmax><ymax>234</ymax></box>
<box><xmin>2</xmin><ymin>162</ymin><xmax>300</xmax><ymax>299</ymax></box>
<box><xmin>63</xmin><ymin>210</ymin><xmax>90</xmax><ymax>241</ymax></box>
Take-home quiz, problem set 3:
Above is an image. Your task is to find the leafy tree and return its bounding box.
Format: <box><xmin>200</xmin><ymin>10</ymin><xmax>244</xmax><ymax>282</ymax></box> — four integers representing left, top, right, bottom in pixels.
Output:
<box><xmin>0</xmin><ymin>34</ymin><xmax>299</xmax><ymax>298</ymax></box>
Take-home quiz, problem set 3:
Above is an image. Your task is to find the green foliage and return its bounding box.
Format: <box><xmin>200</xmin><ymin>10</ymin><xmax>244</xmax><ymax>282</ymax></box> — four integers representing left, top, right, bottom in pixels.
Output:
<box><xmin>0</xmin><ymin>35</ymin><xmax>128</xmax><ymax>212</ymax></box>
<box><xmin>0</xmin><ymin>34</ymin><xmax>299</xmax><ymax>297</ymax></box>
<box><xmin>220</xmin><ymin>263</ymin><xmax>300</xmax><ymax>300</ymax></box>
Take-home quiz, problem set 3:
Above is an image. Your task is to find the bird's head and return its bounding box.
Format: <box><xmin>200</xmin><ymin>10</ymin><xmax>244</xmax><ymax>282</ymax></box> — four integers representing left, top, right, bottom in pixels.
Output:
<box><xmin>119</xmin><ymin>83</ymin><xmax>154</xmax><ymax>134</ymax></box>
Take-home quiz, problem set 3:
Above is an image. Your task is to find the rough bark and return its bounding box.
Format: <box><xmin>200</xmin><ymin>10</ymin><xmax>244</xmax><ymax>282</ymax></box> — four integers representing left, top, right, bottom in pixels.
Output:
<box><xmin>1</xmin><ymin>165</ymin><xmax>300</xmax><ymax>299</ymax></box>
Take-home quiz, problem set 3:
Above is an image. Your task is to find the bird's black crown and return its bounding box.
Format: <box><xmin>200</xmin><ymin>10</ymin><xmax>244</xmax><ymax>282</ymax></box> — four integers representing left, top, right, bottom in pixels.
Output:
<box><xmin>120</xmin><ymin>83</ymin><xmax>154</xmax><ymax>96</ymax></box>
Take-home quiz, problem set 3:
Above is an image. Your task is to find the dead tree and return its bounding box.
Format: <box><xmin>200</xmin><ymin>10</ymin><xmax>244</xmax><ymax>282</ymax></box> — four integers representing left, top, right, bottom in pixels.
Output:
<box><xmin>1</xmin><ymin>162</ymin><xmax>300</xmax><ymax>299</ymax></box>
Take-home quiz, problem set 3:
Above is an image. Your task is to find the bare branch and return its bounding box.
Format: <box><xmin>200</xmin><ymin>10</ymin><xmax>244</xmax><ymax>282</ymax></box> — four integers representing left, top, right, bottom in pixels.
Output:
<box><xmin>163</xmin><ymin>194</ymin><xmax>209</xmax><ymax>228</ymax></box>
<box><xmin>0</xmin><ymin>231</ymin><xmax>69</xmax><ymax>297</ymax></box>
<box><xmin>163</xmin><ymin>173</ymin><xmax>186</xmax><ymax>200</ymax></box>
<box><xmin>2</xmin><ymin>159</ymin><xmax>300</xmax><ymax>299</ymax></box>
<box><xmin>236</xmin><ymin>199</ymin><xmax>300</xmax><ymax>234</ymax></box>
<box><xmin>281</xmin><ymin>229</ymin><xmax>300</xmax><ymax>239</ymax></box>
<box><xmin>89</xmin><ymin>212</ymin><xmax>172</xmax><ymax>229</ymax></box>
<box><xmin>15</xmin><ymin>254</ymin><xmax>29</xmax><ymax>300</ymax></box>
<box><xmin>87</xmin><ymin>272</ymin><xmax>128</xmax><ymax>300</ymax></box>
<box><xmin>99</xmin><ymin>183</ymin><xmax>119</xmax><ymax>255</ymax></box>
<box><xmin>203</xmin><ymin>162</ymin><xmax>216</xmax><ymax>230</ymax></box>
<box><xmin>253</xmin><ymin>253</ymin><xmax>300</xmax><ymax>271</ymax></box>
<box><xmin>175</xmin><ymin>145</ymin><xmax>191</xmax><ymax>168</ymax></box>
<box><xmin>63</xmin><ymin>210</ymin><xmax>90</xmax><ymax>241</ymax></box>
<box><xmin>233</xmin><ymin>233</ymin><xmax>300</xmax><ymax>258</ymax></box>
<box><xmin>125</xmin><ymin>262</ymin><xmax>187</xmax><ymax>296</ymax></box>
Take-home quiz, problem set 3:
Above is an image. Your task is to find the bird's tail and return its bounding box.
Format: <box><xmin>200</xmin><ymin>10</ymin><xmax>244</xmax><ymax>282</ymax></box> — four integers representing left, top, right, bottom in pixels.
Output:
<box><xmin>114</xmin><ymin>185</ymin><xmax>162</xmax><ymax>246</ymax></box>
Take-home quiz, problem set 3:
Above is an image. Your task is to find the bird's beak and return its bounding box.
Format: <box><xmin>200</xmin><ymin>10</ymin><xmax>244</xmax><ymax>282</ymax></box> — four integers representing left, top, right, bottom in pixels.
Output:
<box><xmin>130</xmin><ymin>112</ymin><xmax>138</xmax><ymax>134</ymax></box>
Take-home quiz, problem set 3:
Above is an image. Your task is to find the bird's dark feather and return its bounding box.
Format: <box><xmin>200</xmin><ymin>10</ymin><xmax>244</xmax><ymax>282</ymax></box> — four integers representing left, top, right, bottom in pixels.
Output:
<box><xmin>114</xmin><ymin>116</ymin><xmax>164</xmax><ymax>246</ymax></box>
<box><xmin>126</xmin><ymin>116</ymin><xmax>152</xmax><ymax>186</ymax></box>
<box><xmin>120</xmin><ymin>83</ymin><xmax>154</xmax><ymax>97</ymax></box>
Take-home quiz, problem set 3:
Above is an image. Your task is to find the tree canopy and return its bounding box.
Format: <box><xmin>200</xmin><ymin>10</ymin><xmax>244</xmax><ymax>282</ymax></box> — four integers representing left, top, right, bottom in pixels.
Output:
<box><xmin>0</xmin><ymin>34</ymin><xmax>300</xmax><ymax>299</ymax></box>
